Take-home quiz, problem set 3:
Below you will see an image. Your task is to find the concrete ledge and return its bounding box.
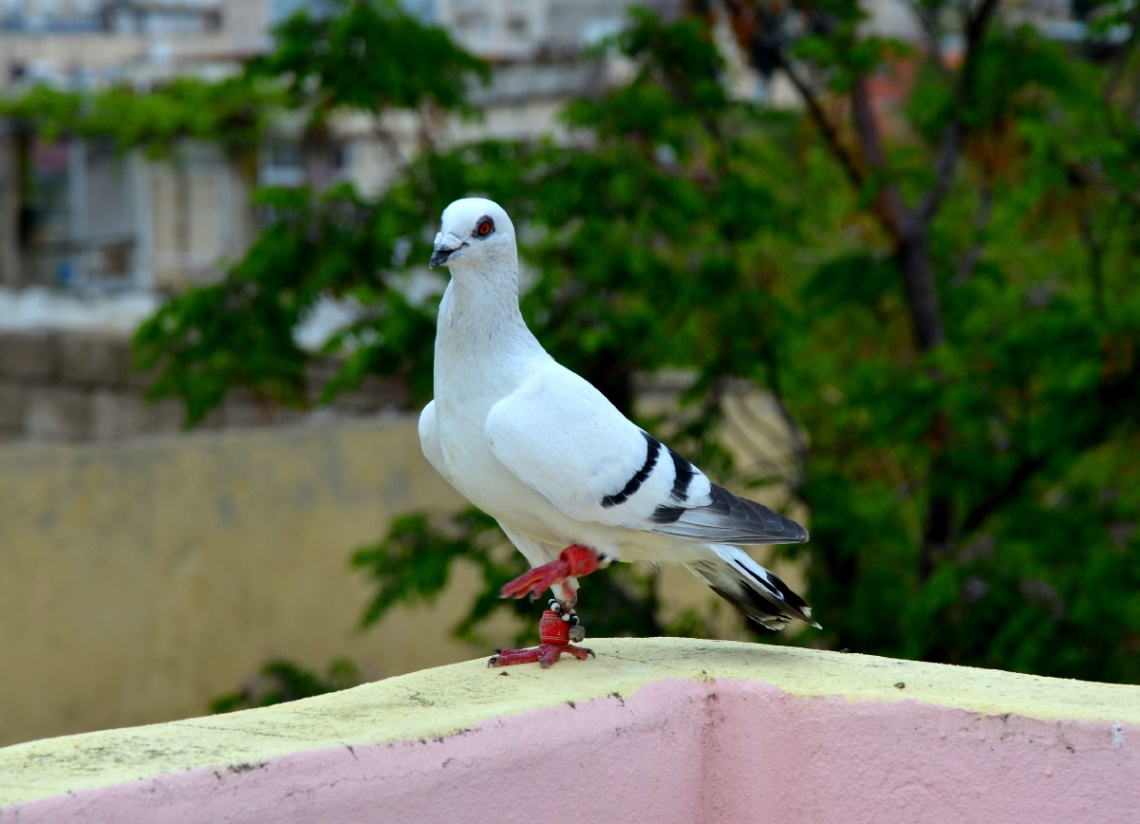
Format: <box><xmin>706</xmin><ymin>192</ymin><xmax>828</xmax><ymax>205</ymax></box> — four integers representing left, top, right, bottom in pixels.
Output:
<box><xmin>1</xmin><ymin>638</ymin><xmax>1137</xmax><ymax>823</ymax></box>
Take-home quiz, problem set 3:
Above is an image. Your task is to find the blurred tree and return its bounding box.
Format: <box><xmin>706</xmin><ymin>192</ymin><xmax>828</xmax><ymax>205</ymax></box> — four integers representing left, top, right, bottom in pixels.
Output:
<box><xmin>707</xmin><ymin>0</ymin><xmax>1140</xmax><ymax>679</ymax></box>
<box><xmin>245</xmin><ymin>0</ymin><xmax>486</xmax><ymax>187</ymax></box>
<box><xmin>0</xmin><ymin>76</ymin><xmax>275</xmax><ymax>157</ymax></box>
<box><xmin>210</xmin><ymin>658</ymin><xmax>360</xmax><ymax>713</ymax></box>
<box><xmin>331</xmin><ymin>4</ymin><xmax>1140</xmax><ymax>682</ymax></box>
<box><xmin>6</xmin><ymin>1</ymin><xmax>1139</xmax><ymax>686</ymax></box>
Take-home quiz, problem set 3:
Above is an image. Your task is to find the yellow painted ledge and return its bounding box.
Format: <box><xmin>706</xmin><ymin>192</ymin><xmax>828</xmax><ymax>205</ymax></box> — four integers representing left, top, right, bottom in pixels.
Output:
<box><xmin>2</xmin><ymin>637</ymin><xmax>1138</xmax><ymax>807</ymax></box>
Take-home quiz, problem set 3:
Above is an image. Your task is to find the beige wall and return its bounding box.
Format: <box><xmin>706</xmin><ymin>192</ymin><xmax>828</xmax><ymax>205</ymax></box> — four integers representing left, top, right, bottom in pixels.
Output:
<box><xmin>0</xmin><ymin>416</ymin><xmax>509</xmax><ymax>746</ymax></box>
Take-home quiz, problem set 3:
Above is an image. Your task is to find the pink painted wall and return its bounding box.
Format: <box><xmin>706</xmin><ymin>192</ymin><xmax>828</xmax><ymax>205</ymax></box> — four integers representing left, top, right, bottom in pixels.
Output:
<box><xmin>4</xmin><ymin>678</ymin><xmax>1136</xmax><ymax>824</ymax></box>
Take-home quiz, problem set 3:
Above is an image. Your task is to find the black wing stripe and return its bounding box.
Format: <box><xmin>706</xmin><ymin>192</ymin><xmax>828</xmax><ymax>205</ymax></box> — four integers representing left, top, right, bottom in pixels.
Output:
<box><xmin>708</xmin><ymin>585</ymin><xmax>790</xmax><ymax>627</ymax></box>
<box><xmin>601</xmin><ymin>432</ymin><xmax>661</xmax><ymax>508</ymax></box>
<box><xmin>667</xmin><ymin>447</ymin><xmax>695</xmax><ymax>502</ymax></box>
<box><xmin>651</xmin><ymin>504</ymin><xmax>685</xmax><ymax>524</ymax></box>
<box><xmin>728</xmin><ymin>556</ymin><xmax>782</xmax><ymax>598</ymax></box>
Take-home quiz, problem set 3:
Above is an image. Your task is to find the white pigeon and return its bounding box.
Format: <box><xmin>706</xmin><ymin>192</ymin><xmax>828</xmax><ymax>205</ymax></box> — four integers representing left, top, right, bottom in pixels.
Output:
<box><xmin>420</xmin><ymin>197</ymin><xmax>818</xmax><ymax>666</ymax></box>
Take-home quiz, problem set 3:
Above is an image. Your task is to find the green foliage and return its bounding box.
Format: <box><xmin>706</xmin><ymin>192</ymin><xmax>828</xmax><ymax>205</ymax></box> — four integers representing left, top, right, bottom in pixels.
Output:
<box><xmin>0</xmin><ymin>77</ymin><xmax>277</xmax><ymax>158</ymax></box>
<box><xmin>777</xmin><ymin>5</ymin><xmax>1140</xmax><ymax>680</ymax></box>
<box><xmin>253</xmin><ymin>0</ymin><xmax>488</xmax><ymax>116</ymax></box>
<box><xmin>210</xmin><ymin>657</ymin><xmax>360</xmax><ymax>713</ymax></box>
<box><xmin>132</xmin><ymin>183</ymin><xmax>441</xmax><ymax>424</ymax></box>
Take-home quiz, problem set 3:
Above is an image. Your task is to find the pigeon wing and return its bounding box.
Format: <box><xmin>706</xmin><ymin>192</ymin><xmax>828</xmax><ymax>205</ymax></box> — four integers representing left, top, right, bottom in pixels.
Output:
<box><xmin>484</xmin><ymin>365</ymin><xmax>807</xmax><ymax>545</ymax></box>
<box><xmin>419</xmin><ymin>400</ymin><xmax>459</xmax><ymax>487</ymax></box>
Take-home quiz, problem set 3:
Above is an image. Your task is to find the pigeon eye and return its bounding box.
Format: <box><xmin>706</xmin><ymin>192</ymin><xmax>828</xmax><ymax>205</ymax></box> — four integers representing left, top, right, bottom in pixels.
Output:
<box><xmin>475</xmin><ymin>218</ymin><xmax>494</xmax><ymax>238</ymax></box>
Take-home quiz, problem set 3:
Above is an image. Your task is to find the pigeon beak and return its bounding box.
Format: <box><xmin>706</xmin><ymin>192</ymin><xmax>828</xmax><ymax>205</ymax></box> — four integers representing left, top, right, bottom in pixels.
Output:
<box><xmin>429</xmin><ymin>233</ymin><xmax>467</xmax><ymax>268</ymax></box>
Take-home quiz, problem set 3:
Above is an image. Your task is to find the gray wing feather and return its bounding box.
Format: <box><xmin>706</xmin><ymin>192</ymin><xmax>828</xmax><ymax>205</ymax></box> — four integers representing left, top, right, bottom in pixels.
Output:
<box><xmin>650</xmin><ymin>484</ymin><xmax>808</xmax><ymax>545</ymax></box>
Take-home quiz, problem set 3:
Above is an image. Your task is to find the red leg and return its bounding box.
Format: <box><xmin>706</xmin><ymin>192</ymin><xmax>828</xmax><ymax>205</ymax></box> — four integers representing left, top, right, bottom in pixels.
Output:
<box><xmin>500</xmin><ymin>545</ymin><xmax>603</xmax><ymax>600</ymax></box>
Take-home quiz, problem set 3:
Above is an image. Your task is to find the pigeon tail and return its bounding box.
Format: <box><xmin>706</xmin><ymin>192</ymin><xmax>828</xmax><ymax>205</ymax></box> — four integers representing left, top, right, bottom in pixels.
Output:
<box><xmin>686</xmin><ymin>544</ymin><xmax>820</xmax><ymax>631</ymax></box>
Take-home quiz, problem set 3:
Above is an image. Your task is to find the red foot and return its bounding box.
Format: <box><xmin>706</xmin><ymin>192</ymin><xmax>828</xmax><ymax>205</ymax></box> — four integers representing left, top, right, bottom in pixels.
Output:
<box><xmin>500</xmin><ymin>545</ymin><xmax>602</xmax><ymax>600</ymax></box>
<box><xmin>489</xmin><ymin>643</ymin><xmax>595</xmax><ymax>668</ymax></box>
<box><xmin>487</xmin><ymin>609</ymin><xmax>595</xmax><ymax>668</ymax></box>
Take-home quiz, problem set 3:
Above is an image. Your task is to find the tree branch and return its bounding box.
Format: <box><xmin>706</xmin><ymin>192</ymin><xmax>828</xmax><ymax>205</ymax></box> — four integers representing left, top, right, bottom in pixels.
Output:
<box><xmin>775</xmin><ymin>51</ymin><xmax>868</xmax><ymax>197</ymax></box>
<box><xmin>952</xmin><ymin>173</ymin><xmax>994</xmax><ymax>285</ymax></box>
<box><xmin>1101</xmin><ymin>0</ymin><xmax>1140</xmax><ymax>120</ymax></box>
<box><xmin>720</xmin><ymin>1</ymin><xmax>873</xmax><ymax>213</ymax></box>
<box><xmin>916</xmin><ymin>0</ymin><xmax>1002</xmax><ymax>223</ymax></box>
<box><xmin>959</xmin><ymin>455</ymin><xmax>1048</xmax><ymax>536</ymax></box>
<box><xmin>906</xmin><ymin>0</ymin><xmax>948</xmax><ymax>75</ymax></box>
<box><xmin>849</xmin><ymin>74</ymin><xmax>906</xmax><ymax>240</ymax></box>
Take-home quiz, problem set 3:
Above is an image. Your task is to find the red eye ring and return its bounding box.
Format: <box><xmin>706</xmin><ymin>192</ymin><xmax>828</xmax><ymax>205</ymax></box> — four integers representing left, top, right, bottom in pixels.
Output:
<box><xmin>476</xmin><ymin>220</ymin><xmax>493</xmax><ymax>237</ymax></box>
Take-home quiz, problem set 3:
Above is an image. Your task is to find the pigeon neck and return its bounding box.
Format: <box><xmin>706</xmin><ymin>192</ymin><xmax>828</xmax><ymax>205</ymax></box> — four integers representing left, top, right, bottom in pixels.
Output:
<box><xmin>436</xmin><ymin>264</ymin><xmax>544</xmax><ymax>362</ymax></box>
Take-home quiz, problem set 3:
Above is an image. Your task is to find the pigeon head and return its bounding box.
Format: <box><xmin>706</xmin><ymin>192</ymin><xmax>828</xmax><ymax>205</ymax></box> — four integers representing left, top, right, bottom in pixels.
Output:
<box><xmin>430</xmin><ymin>197</ymin><xmax>517</xmax><ymax>272</ymax></box>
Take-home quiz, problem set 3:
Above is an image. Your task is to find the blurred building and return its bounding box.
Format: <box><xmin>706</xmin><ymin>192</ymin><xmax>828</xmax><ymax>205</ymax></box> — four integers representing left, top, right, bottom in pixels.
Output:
<box><xmin>0</xmin><ymin>0</ymin><xmax>267</xmax><ymax>291</ymax></box>
<box><xmin>0</xmin><ymin>0</ymin><xmax>686</xmax><ymax>295</ymax></box>
<box><xmin>0</xmin><ymin>0</ymin><xmax>269</xmax><ymax>92</ymax></box>
<box><xmin>0</xmin><ymin>0</ymin><xmax>1092</xmax><ymax>296</ymax></box>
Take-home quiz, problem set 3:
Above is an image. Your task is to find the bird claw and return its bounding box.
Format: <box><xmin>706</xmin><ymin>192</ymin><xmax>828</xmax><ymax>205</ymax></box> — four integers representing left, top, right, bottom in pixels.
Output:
<box><xmin>488</xmin><ymin>643</ymin><xmax>594</xmax><ymax>668</ymax></box>
<box><xmin>500</xmin><ymin>561</ymin><xmax>568</xmax><ymax>600</ymax></box>
<box><xmin>499</xmin><ymin>545</ymin><xmax>602</xmax><ymax>600</ymax></box>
